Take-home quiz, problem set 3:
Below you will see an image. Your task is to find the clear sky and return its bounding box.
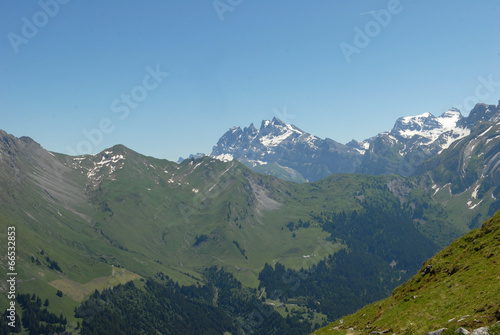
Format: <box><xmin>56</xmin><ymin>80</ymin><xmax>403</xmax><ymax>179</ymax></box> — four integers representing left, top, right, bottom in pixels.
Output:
<box><xmin>1</xmin><ymin>1</ymin><xmax>499</xmax><ymax>161</ymax></box>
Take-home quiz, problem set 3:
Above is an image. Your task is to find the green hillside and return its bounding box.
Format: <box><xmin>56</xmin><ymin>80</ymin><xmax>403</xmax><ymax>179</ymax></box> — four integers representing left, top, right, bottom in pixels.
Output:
<box><xmin>314</xmin><ymin>211</ymin><xmax>500</xmax><ymax>335</ymax></box>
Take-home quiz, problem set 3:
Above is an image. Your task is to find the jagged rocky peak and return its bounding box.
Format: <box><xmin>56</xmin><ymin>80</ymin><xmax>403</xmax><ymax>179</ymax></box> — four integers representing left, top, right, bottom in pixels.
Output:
<box><xmin>258</xmin><ymin>117</ymin><xmax>304</xmax><ymax>147</ymax></box>
<box><xmin>461</xmin><ymin>102</ymin><xmax>500</xmax><ymax>127</ymax></box>
<box><xmin>261</xmin><ymin>117</ymin><xmax>303</xmax><ymax>133</ymax></box>
<box><xmin>0</xmin><ymin>130</ymin><xmax>48</xmax><ymax>160</ymax></box>
<box><xmin>213</xmin><ymin>117</ymin><xmax>303</xmax><ymax>158</ymax></box>
<box><xmin>209</xmin><ymin>117</ymin><xmax>362</xmax><ymax>181</ymax></box>
<box><xmin>246</xmin><ymin>123</ymin><xmax>258</xmax><ymax>134</ymax></box>
<box><xmin>440</xmin><ymin>107</ymin><xmax>462</xmax><ymax>119</ymax></box>
<box><xmin>261</xmin><ymin>117</ymin><xmax>285</xmax><ymax>129</ymax></box>
<box><xmin>259</xmin><ymin>117</ymin><xmax>299</xmax><ymax>133</ymax></box>
<box><xmin>240</xmin><ymin>123</ymin><xmax>259</xmax><ymax>141</ymax></box>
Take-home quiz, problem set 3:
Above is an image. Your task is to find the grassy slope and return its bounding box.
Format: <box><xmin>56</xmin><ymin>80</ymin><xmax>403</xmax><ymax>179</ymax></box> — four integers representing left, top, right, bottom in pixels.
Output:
<box><xmin>314</xmin><ymin>211</ymin><xmax>500</xmax><ymax>335</ymax></box>
<box><xmin>82</xmin><ymin>151</ymin><xmax>349</xmax><ymax>287</ymax></box>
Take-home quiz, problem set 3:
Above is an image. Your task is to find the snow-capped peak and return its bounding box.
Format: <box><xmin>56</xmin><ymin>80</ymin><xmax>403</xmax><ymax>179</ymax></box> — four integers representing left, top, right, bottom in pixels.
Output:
<box><xmin>393</xmin><ymin>112</ymin><xmax>440</xmax><ymax>139</ymax></box>
<box><xmin>258</xmin><ymin>117</ymin><xmax>304</xmax><ymax>147</ymax></box>
<box><xmin>399</xmin><ymin>112</ymin><xmax>433</xmax><ymax>124</ymax></box>
<box><xmin>389</xmin><ymin>108</ymin><xmax>470</xmax><ymax>154</ymax></box>
<box><xmin>393</xmin><ymin>108</ymin><xmax>467</xmax><ymax>141</ymax></box>
<box><xmin>437</xmin><ymin>108</ymin><xmax>462</xmax><ymax>129</ymax></box>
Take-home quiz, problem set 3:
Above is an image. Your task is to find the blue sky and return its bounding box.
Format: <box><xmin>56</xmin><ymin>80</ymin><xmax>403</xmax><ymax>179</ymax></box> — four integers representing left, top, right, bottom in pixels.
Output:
<box><xmin>1</xmin><ymin>1</ymin><xmax>499</xmax><ymax>161</ymax></box>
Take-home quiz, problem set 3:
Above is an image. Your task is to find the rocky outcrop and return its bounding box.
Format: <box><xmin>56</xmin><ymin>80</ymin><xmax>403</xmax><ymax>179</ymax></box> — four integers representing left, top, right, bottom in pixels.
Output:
<box><xmin>471</xmin><ymin>327</ymin><xmax>490</xmax><ymax>335</ymax></box>
<box><xmin>455</xmin><ymin>327</ymin><xmax>470</xmax><ymax>335</ymax></box>
<box><xmin>426</xmin><ymin>323</ymin><xmax>500</xmax><ymax>335</ymax></box>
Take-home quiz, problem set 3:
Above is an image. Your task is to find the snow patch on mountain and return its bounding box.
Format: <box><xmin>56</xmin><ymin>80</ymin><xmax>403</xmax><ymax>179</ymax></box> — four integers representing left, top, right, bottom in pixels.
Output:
<box><xmin>249</xmin><ymin>160</ymin><xmax>267</xmax><ymax>167</ymax></box>
<box><xmin>478</xmin><ymin>126</ymin><xmax>493</xmax><ymax>138</ymax></box>
<box><xmin>468</xmin><ymin>199</ymin><xmax>483</xmax><ymax>210</ymax></box>
<box><xmin>260</xmin><ymin>123</ymin><xmax>303</xmax><ymax>147</ymax></box>
<box><xmin>192</xmin><ymin>161</ymin><xmax>203</xmax><ymax>170</ymax></box>
<box><xmin>486</xmin><ymin>135</ymin><xmax>500</xmax><ymax>145</ymax></box>
<box><xmin>471</xmin><ymin>184</ymin><xmax>481</xmax><ymax>199</ymax></box>
<box><xmin>214</xmin><ymin>153</ymin><xmax>234</xmax><ymax>162</ymax></box>
<box><xmin>86</xmin><ymin>153</ymin><xmax>125</xmax><ymax>180</ymax></box>
<box><xmin>347</xmin><ymin>140</ymin><xmax>371</xmax><ymax>154</ymax></box>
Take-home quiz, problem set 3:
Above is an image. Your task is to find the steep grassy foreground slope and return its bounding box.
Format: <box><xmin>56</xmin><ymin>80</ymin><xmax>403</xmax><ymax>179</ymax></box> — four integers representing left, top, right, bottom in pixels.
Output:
<box><xmin>315</xmin><ymin>211</ymin><xmax>500</xmax><ymax>335</ymax></box>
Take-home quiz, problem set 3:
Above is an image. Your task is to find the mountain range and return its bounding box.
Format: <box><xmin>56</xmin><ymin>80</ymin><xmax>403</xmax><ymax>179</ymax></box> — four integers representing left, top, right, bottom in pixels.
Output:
<box><xmin>203</xmin><ymin>102</ymin><xmax>500</xmax><ymax>182</ymax></box>
<box><xmin>0</xmin><ymin>101</ymin><xmax>499</xmax><ymax>334</ymax></box>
